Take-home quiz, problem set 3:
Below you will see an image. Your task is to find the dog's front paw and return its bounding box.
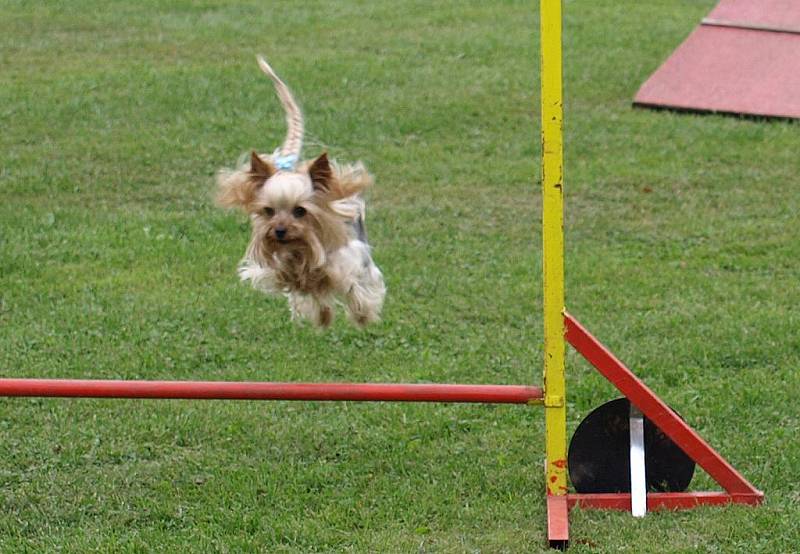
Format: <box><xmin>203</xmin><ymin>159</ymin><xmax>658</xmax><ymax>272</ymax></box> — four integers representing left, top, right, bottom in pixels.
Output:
<box><xmin>289</xmin><ymin>293</ymin><xmax>335</xmax><ymax>328</ymax></box>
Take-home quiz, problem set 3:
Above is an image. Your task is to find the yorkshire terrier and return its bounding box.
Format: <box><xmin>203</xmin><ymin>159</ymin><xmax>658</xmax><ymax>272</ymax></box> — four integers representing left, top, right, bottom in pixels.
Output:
<box><xmin>217</xmin><ymin>56</ymin><xmax>385</xmax><ymax>327</ymax></box>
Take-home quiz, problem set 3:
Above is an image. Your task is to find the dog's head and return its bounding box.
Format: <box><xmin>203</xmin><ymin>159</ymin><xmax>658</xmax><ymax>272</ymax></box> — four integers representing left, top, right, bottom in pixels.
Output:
<box><xmin>218</xmin><ymin>150</ymin><xmax>352</xmax><ymax>269</ymax></box>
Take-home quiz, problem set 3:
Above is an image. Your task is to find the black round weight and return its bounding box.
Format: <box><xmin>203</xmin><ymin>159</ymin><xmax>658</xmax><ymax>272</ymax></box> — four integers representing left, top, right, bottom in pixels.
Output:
<box><xmin>568</xmin><ymin>398</ymin><xmax>695</xmax><ymax>494</ymax></box>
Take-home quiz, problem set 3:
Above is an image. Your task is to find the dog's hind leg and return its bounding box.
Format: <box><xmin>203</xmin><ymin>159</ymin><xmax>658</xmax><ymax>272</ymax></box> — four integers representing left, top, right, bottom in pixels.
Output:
<box><xmin>344</xmin><ymin>262</ymin><xmax>386</xmax><ymax>327</ymax></box>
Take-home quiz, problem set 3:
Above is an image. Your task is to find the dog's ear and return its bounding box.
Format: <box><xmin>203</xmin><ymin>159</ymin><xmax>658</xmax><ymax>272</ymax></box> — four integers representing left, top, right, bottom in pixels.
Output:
<box><xmin>249</xmin><ymin>151</ymin><xmax>276</xmax><ymax>180</ymax></box>
<box><xmin>217</xmin><ymin>169</ymin><xmax>258</xmax><ymax>210</ymax></box>
<box><xmin>308</xmin><ymin>152</ymin><xmax>333</xmax><ymax>193</ymax></box>
<box><xmin>216</xmin><ymin>151</ymin><xmax>275</xmax><ymax>210</ymax></box>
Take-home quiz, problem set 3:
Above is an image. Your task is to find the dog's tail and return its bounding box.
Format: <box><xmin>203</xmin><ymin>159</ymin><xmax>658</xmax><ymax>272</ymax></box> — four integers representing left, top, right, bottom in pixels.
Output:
<box><xmin>256</xmin><ymin>55</ymin><xmax>303</xmax><ymax>166</ymax></box>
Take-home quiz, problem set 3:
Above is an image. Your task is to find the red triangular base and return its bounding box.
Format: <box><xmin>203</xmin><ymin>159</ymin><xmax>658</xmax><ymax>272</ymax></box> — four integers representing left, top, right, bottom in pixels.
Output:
<box><xmin>563</xmin><ymin>312</ymin><xmax>763</xmax><ymax>510</ymax></box>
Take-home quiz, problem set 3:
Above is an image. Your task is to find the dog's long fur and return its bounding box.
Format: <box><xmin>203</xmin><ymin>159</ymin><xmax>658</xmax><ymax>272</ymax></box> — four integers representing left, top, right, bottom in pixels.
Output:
<box><xmin>217</xmin><ymin>57</ymin><xmax>385</xmax><ymax>327</ymax></box>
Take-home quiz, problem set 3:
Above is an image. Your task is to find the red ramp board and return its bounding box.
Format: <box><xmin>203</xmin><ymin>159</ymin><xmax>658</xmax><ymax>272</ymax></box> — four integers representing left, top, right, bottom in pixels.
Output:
<box><xmin>705</xmin><ymin>0</ymin><xmax>800</xmax><ymax>30</ymax></box>
<box><xmin>634</xmin><ymin>0</ymin><xmax>800</xmax><ymax>119</ymax></box>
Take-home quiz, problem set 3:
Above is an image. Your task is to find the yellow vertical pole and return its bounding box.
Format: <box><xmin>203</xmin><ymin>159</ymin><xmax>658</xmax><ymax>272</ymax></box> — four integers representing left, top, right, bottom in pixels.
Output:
<box><xmin>540</xmin><ymin>0</ymin><xmax>567</xmax><ymax>497</ymax></box>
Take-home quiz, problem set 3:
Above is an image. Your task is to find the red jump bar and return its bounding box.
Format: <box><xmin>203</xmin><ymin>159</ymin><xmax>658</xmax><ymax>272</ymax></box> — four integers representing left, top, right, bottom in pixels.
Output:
<box><xmin>0</xmin><ymin>379</ymin><xmax>543</xmax><ymax>404</ymax></box>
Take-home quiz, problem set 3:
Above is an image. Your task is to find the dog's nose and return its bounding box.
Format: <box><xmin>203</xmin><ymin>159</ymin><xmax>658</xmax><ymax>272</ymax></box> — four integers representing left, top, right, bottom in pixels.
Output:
<box><xmin>275</xmin><ymin>227</ymin><xmax>287</xmax><ymax>239</ymax></box>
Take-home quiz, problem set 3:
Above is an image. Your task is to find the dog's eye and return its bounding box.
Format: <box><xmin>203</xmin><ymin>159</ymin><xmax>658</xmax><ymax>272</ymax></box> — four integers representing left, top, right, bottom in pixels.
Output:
<box><xmin>292</xmin><ymin>206</ymin><xmax>307</xmax><ymax>218</ymax></box>
<box><xmin>263</xmin><ymin>207</ymin><xmax>275</xmax><ymax>217</ymax></box>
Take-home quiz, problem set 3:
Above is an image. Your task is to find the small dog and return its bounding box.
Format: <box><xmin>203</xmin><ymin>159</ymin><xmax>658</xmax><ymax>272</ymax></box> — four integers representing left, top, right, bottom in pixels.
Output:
<box><xmin>217</xmin><ymin>56</ymin><xmax>385</xmax><ymax>327</ymax></box>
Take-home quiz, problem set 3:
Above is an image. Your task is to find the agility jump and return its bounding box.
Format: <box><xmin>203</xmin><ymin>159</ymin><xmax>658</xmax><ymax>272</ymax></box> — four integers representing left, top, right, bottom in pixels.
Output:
<box><xmin>0</xmin><ymin>0</ymin><xmax>761</xmax><ymax>548</ymax></box>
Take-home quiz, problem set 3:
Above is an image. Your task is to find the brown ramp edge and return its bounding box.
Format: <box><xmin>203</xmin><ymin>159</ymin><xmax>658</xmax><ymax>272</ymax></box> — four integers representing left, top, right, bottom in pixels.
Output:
<box><xmin>634</xmin><ymin>0</ymin><xmax>800</xmax><ymax>119</ymax></box>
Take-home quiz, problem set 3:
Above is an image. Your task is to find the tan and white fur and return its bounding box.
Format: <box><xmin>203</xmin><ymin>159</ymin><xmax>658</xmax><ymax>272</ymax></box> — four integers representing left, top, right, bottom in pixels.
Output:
<box><xmin>217</xmin><ymin>56</ymin><xmax>385</xmax><ymax>327</ymax></box>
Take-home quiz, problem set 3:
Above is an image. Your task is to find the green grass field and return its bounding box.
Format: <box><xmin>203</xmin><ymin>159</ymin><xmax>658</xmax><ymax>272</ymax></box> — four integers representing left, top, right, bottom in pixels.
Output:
<box><xmin>2</xmin><ymin>0</ymin><xmax>799</xmax><ymax>551</ymax></box>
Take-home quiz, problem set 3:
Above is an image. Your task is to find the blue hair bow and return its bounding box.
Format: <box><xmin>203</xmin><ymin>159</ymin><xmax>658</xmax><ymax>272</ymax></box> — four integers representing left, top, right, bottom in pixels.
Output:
<box><xmin>274</xmin><ymin>154</ymin><xmax>298</xmax><ymax>171</ymax></box>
